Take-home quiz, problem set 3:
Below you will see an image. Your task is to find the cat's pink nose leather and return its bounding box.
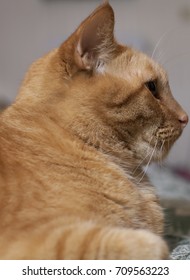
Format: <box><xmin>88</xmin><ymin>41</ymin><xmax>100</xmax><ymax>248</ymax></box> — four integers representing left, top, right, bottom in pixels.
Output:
<box><xmin>179</xmin><ymin>113</ymin><xmax>188</xmax><ymax>128</ymax></box>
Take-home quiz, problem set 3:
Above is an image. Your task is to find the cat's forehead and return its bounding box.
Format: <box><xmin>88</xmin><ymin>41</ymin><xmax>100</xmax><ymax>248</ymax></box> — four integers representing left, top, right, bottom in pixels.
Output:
<box><xmin>105</xmin><ymin>49</ymin><xmax>168</xmax><ymax>86</ymax></box>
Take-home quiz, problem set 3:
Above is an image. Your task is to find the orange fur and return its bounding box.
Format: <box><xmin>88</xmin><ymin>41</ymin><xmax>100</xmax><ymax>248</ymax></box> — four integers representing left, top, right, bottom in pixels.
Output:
<box><xmin>0</xmin><ymin>3</ymin><xmax>188</xmax><ymax>259</ymax></box>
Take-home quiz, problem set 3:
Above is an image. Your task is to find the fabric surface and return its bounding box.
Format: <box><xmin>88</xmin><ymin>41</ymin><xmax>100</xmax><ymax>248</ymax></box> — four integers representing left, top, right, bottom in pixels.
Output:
<box><xmin>170</xmin><ymin>238</ymin><xmax>190</xmax><ymax>260</ymax></box>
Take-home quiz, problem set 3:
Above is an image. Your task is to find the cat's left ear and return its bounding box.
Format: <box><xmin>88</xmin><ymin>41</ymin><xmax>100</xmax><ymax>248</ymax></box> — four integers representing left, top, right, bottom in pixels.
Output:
<box><xmin>74</xmin><ymin>3</ymin><xmax>116</xmax><ymax>71</ymax></box>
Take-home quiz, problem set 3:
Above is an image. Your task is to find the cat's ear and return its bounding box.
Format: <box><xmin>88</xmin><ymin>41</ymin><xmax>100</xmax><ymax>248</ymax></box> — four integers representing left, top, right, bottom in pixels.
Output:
<box><xmin>74</xmin><ymin>3</ymin><xmax>116</xmax><ymax>71</ymax></box>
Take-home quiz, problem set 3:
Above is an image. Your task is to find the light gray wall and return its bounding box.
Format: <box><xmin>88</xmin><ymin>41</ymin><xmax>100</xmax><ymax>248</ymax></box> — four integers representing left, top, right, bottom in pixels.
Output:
<box><xmin>0</xmin><ymin>0</ymin><xmax>190</xmax><ymax>168</ymax></box>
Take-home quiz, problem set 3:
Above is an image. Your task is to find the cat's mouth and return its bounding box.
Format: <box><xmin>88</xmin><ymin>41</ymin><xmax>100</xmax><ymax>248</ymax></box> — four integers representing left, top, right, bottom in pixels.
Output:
<box><xmin>156</xmin><ymin>125</ymin><xmax>182</xmax><ymax>142</ymax></box>
<box><xmin>148</xmin><ymin>126</ymin><xmax>182</xmax><ymax>162</ymax></box>
<box><xmin>137</xmin><ymin>125</ymin><xmax>182</xmax><ymax>165</ymax></box>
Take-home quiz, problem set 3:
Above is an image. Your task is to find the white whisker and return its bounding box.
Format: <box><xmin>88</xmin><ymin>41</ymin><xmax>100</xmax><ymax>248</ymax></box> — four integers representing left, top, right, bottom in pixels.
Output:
<box><xmin>151</xmin><ymin>27</ymin><xmax>174</xmax><ymax>59</ymax></box>
<box><xmin>138</xmin><ymin>139</ymin><xmax>158</xmax><ymax>183</ymax></box>
<box><xmin>157</xmin><ymin>140</ymin><xmax>165</xmax><ymax>167</ymax></box>
<box><xmin>167</xmin><ymin>139</ymin><xmax>170</xmax><ymax>152</ymax></box>
<box><xmin>132</xmin><ymin>135</ymin><xmax>154</xmax><ymax>175</ymax></box>
<box><xmin>156</xmin><ymin>46</ymin><xmax>172</xmax><ymax>65</ymax></box>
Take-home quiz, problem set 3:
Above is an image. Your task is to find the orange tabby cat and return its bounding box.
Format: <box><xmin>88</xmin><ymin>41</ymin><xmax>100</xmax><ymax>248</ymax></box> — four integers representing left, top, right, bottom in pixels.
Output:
<box><xmin>0</xmin><ymin>3</ymin><xmax>188</xmax><ymax>260</ymax></box>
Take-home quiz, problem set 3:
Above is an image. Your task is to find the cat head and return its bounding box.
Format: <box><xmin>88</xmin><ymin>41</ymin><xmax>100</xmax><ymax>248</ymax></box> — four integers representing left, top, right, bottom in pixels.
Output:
<box><xmin>19</xmin><ymin>3</ymin><xmax>188</xmax><ymax>166</ymax></box>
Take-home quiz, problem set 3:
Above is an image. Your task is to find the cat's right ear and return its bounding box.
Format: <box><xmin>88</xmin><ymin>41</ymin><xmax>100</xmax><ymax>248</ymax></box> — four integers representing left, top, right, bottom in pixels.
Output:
<box><xmin>59</xmin><ymin>3</ymin><xmax>117</xmax><ymax>75</ymax></box>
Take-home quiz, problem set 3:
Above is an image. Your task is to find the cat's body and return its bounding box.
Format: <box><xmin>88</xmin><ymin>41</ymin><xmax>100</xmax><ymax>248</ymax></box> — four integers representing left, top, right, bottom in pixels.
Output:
<box><xmin>0</xmin><ymin>3</ymin><xmax>188</xmax><ymax>259</ymax></box>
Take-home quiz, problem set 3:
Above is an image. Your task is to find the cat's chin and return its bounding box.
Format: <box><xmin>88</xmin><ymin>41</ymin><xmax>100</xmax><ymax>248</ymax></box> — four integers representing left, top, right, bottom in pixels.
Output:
<box><xmin>134</xmin><ymin>139</ymin><xmax>173</xmax><ymax>166</ymax></box>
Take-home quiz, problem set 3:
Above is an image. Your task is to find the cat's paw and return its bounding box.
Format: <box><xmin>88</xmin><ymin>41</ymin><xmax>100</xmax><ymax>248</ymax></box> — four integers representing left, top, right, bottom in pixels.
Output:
<box><xmin>104</xmin><ymin>228</ymin><xmax>169</xmax><ymax>260</ymax></box>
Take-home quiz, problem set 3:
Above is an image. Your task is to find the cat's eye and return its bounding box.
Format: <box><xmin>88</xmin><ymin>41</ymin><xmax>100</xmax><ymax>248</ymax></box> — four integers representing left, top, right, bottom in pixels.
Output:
<box><xmin>145</xmin><ymin>81</ymin><xmax>158</xmax><ymax>99</ymax></box>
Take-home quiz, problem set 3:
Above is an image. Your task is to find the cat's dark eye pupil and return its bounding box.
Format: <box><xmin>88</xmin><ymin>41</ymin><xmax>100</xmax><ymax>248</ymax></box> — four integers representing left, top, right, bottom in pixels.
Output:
<box><xmin>147</xmin><ymin>81</ymin><xmax>156</xmax><ymax>92</ymax></box>
<box><xmin>146</xmin><ymin>81</ymin><xmax>158</xmax><ymax>98</ymax></box>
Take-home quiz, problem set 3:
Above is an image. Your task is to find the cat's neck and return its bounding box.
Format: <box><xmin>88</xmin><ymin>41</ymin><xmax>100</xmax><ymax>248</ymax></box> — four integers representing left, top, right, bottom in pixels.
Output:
<box><xmin>1</xmin><ymin>102</ymin><xmax>149</xmax><ymax>187</ymax></box>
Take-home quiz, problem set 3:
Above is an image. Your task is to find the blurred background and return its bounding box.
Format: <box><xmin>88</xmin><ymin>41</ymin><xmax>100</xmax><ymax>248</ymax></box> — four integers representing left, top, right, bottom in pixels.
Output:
<box><xmin>0</xmin><ymin>0</ymin><xmax>190</xmax><ymax>254</ymax></box>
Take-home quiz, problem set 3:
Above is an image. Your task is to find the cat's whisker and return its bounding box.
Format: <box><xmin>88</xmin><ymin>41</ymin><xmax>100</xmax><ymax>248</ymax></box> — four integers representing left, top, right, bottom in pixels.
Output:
<box><xmin>132</xmin><ymin>135</ymin><xmax>154</xmax><ymax>175</ymax></box>
<box><xmin>152</xmin><ymin>25</ymin><xmax>190</xmax><ymax>66</ymax></box>
<box><xmin>151</xmin><ymin>27</ymin><xmax>174</xmax><ymax>60</ymax></box>
<box><xmin>153</xmin><ymin>43</ymin><xmax>172</xmax><ymax>66</ymax></box>
<box><xmin>167</xmin><ymin>139</ymin><xmax>170</xmax><ymax>153</ymax></box>
<box><xmin>156</xmin><ymin>46</ymin><xmax>172</xmax><ymax>66</ymax></box>
<box><xmin>137</xmin><ymin>139</ymin><xmax>158</xmax><ymax>183</ymax></box>
<box><xmin>157</xmin><ymin>140</ymin><xmax>165</xmax><ymax>167</ymax></box>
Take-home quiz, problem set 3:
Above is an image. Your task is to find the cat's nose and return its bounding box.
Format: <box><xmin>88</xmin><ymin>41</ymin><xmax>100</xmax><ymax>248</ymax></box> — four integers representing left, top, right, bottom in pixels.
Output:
<box><xmin>179</xmin><ymin>113</ymin><xmax>188</xmax><ymax>128</ymax></box>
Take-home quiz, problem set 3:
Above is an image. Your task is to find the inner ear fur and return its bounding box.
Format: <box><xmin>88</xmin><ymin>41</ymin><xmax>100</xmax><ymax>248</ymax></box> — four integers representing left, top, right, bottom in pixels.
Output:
<box><xmin>75</xmin><ymin>3</ymin><xmax>116</xmax><ymax>70</ymax></box>
<box><xmin>59</xmin><ymin>3</ymin><xmax>118</xmax><ymax>75</ymax></box>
